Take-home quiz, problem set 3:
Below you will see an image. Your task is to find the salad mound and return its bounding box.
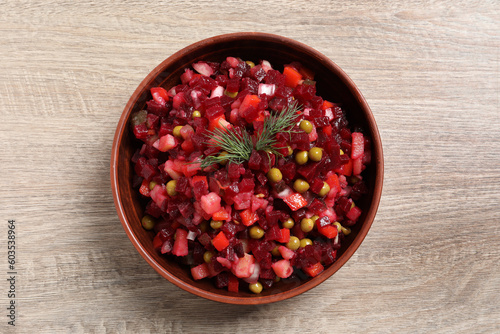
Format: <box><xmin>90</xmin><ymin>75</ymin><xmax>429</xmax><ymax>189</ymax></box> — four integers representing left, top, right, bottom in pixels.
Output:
<box><xmin>130</xmin><ymin>56</ymin><xmax>371</xmax><ymax>294</ymax></box>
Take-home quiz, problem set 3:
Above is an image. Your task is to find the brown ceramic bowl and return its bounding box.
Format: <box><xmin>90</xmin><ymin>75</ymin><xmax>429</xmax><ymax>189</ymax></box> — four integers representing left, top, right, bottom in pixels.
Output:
<box><xmin>111</xmin><ymin>32</ymin><xmax>383</xmax><ymax>304</ymax></box>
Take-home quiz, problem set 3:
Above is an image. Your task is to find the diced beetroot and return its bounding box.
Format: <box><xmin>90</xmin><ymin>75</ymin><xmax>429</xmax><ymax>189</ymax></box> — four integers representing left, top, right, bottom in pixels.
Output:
<box><xmin>259</xmin><ymin>268</ymin><xmax>276</xmax><ymax>280</ymax></box>
<box><xmin>239</xmin><ymin>178</ymin><xmax>255</xmax><ymax>193</ymax></box>
<box><xmin>310</xmin><ymin>178</ymin><xmax>324</xmax><ymax>194</ymax></box>
<box><xmin>145</xmin><ymin>200</ymin><xmax>163</xmax><ymax>218</ymax></box>
<box><xmin>197</xmin><ymin>232</ymin><xmax>213</xmax><ymax>249</ymax></box>
<box><xmin>205</xmin><ymin>104</ymin><xmax>225</xmax><ymax>120</ymax></box>
<box><xmin>227</xmin><ymin>163</ymin><xmax>243</xmax><ymax>180</ymax></box>
<box><xmin>233</xmin><ymin>192</ymin><xmax>252</xmax><ymax>210</ymax></box>
<box><xmin>291</xmin><ymin>223</ymin><xmax>305</xmax><ymax>240</ymax></box>
<box><xmin>172</xmin><ymin>229</ymin><xmax>188</xmax><ymax>256</ymax></box>
<box><xmin>215</xmin><ymin>271</ymin><xmax>229</xmax><ymax>289</ymax></box>
<box><xmin>133</xmin><ymin>123</ymin><xmax>149</xmax><ymax>139</ymax></box>
<box><xmin>248</xmin><ymin>150</ymin><xmax>262</xmax><ymax>170</ymax></box>
<box><xmin>191</xmin><ymin>263</ymin><xmax>210</xmax><ymax>280</ymax></box>
<box><xmin>337</xmin><ymin>196</ymin><xmax>353</xmax><ymax>214</ymax></box>
<box><xmin>146</xmin><ymin>100</ymin><xmax>169</xmax><ymax>116</ymax></box>
<box><xmin>226</xmin><ymin>78</ymin><xmax>240</xmax><ymax>93</ymax></box>
<box><xmin>346</xmin><ymin>206</ymin><xmax>362</xmax><ymax>221</ymax></box>
<box><xmin>308</xmin><ymin>198</ymin><xmax>326</xmax><ymax>214</ymax></box>
<box><xmin>272</xmin><ymin>259</ymin><xmax>293</xmax><ymax>279</ymax></box>
<box><xmin>290</xmin><ymin>131</ymin><xmax>310</xmax><ymax>151</ymax></box>
<box><xmin>200</xmin><ymin>192</ymin><xmax>222</xmax><ymax>215</ymax></box>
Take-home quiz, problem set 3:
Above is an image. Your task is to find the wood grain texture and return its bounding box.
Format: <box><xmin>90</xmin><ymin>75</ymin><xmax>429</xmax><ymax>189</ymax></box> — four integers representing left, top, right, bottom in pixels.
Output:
<box><xmin>0</xmin><ymin>0</ymin><xmax>498</xmax><ymax>333</ymax></box>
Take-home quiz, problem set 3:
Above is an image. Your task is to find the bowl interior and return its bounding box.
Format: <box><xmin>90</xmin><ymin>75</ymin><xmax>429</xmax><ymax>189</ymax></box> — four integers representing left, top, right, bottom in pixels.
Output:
<box><xmin>112</xmin><ymin>33</ymin><xmax>383</xmax><ymax>304</ymax></box>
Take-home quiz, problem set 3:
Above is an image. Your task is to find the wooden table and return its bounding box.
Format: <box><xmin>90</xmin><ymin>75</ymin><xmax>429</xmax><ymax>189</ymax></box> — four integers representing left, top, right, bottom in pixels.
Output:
<box><xmin>1</xmin><ymin>1</ymin><xmax>498</xmax><ymax>333</ymax></box>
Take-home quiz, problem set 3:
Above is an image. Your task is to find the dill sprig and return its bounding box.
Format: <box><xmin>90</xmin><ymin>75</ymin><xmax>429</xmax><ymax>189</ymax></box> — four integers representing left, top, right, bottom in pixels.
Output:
<box><xmin>200</xmin><ymin>126</ymin><xmax>253</xmax><ymax>169</ymax></box>
<box><xmin>200</xmin><ymin>102</ymin><xmax>301</xmax><ymax>169</ymax></box>
<box><xmin>255</xmin><ymin>101</ymin><xmax>301</xmax><ymax>154</ymax></box>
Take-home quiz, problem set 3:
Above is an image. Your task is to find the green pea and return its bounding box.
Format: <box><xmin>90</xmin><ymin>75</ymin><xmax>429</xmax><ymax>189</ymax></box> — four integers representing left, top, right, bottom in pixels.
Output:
<box><xmin>249</xmin><ymin>282</ymin><xmax>263</xmax><ymax>294</ymax></box>
<box><xmin>203</xmin><ymin>251</ymin><xmax>215</xmax><ymax>264</ymax></box>
<box><xmin>318</xmin><ymin>182</ymin><xmax>330</xmax><ymax>197</ymax></box>
<box><xmin>210</xmin><ymin>220</ymin><xmax>223</xmax><ymax>230</ymax></box>
<box><xmin>166</xmin><ymin>180</ymin><xmax>177</xmax><ymax>197</ymax></box>
<box><xmin>300</xmin><ymin>218</ymin><xmax>314</xmax><ymax>233</ymax></box>
<box><xmin>299</xmin><ymin>120</ymin><xmax>313</xmax><ymax>134</ymax></box>
<box><xmin>293</xmin><ymin>179</ymin><xmax>310</xmax><ymax>193</ymax></box>
<box><xmin>271</xmin><ymin>246</ymin><xmax>281</xmax><ymax>257</ymax></box>
<box><xmin>282</xmin><ymin>218</ymin><xmax>295</xmax><ymax>229</ymax></box>
<box><xmin>141</xmin><ymin>215</ymin><xmax>156</xmax><ymax>230</ymax></box>
<box><xmin>300</xmin><ymin>238</ymin><xmax>313</xmax><ymax>248</ymax></box>
<box><xmin>308</xmin><ymin>147</ymin><xmax>323</xmax><ymax>162</ymax></box>
<box><xmin>199</xmin><ymin>221</ymin><xmax>209</xmax><ymax>233</ymax></box>
<box><xmin>267</xmin><ymin>168</ymin><xmax>282</xmax><ymax>183</ymax></box>
<box><xmin>249</xmin><ymin>226</ymin><xmax>264</xmax><ymax>239</ymax></box>
<box><xmin>173</xmin><ymin>125</ymin><xmax>183</xmax><ymax>138</ymax></box>
<box><xmin>218</xmin><ymin>151</ymin><xmax>229</xmax><ymax>166</ymax></box>
<box><xmin>286</xmin><ymin>236</ymin><xmax>300</xmax><ymax>251</ymax></box>
<box><xmin>148</xmin><ymin>181</ymin><xmax>157</xmax><ymax>190</ymax></box>
<box><xmin>295</xmin><ymin>151</ymin><xmax>309</xmax><ymax>165</ymax></box>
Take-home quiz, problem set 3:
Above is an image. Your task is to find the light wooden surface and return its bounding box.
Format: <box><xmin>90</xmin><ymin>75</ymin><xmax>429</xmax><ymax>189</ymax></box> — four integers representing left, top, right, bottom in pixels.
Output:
<box><xmin>1</xmin><ymin>1</ymin><xmax>499</xmax><ymax>333</ymax></box>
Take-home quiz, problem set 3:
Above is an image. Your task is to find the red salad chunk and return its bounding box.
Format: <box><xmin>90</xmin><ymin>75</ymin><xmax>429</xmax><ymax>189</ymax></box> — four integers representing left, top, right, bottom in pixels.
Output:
<box><xmin>130</xmin><ymin>57</ymin><xmax>372</xmax><ymax>294</ymax></box>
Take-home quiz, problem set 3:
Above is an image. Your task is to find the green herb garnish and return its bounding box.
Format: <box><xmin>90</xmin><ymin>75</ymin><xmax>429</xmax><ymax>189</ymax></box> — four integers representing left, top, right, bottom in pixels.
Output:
<box><xmin>200</xmin><ymin>102</ymin><xmax>301</xmax><ymax>169</ymax></box>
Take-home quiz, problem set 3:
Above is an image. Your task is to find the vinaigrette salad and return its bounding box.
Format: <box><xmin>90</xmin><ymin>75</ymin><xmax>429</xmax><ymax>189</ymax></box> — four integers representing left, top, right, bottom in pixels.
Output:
<box><xmin>130</xmin><ymin>56</ymin><xmax>371</xmax><ymax>294</ymax></box>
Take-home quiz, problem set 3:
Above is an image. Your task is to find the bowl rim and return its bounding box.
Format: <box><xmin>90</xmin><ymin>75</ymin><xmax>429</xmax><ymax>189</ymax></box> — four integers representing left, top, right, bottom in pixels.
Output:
<box><xmin>111</xmin><ymin>32</ymin><xmax>383</xmax><ymax>305</ymax></box>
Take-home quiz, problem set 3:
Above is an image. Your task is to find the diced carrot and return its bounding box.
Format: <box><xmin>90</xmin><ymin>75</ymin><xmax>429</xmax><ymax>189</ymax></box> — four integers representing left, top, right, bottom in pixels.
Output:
<box><xmin>317</xmin><ymin>224</ymin><xmax>338</xmax><ymax>239</ymax></box>
<box><xmin>209</xmin><ymin>115</ymin><xmax>230</xmax><ymax>131</ymax></box>
<box><xmin>228</xmin><ymin>274</ymin><xmax>239</xmax><ymax>292</ymax></box>
<box><xmin>275</xmin><ymin>228</ymin><xmax>290</xmax><ymax>244</ymax></box>
<box><xmin>303</xmin><ymin>262</ymin><xmax>324</xmax><ymax>277</ymax></box>
<box><xmin>192</xmin><ymin>175</ymin><xmax>207</xmax><ymax>185</ymax></box>
<box><xmin>152</xmin><ymin>234</ymin><xmax>163</xmax><ymax>250</ymax></box>
<box><xmin>335</xmin><ymin>159</ymin><xmax>353</xmax><ymax>176</ymax></box>
<box><xmin>283</xmin><ymin>193</ymin><xmax>307</xmax><ymax>211</ymax></box>
<box><xmin>212</xmin><ymin>207</ymin><xmax>230</xmax><ymax>221</ymax></box>
<box><xmin>323</xmin><ymin>125</ymin><xmax>332</xmax><ymax>136</ymax></box>
<box><xmin>139</xmin><ymin>179</ymin><xmax>151</xmax><ymax>197</ymax></box>
<box><xmin>240</xmin><ymin>209</ymin><xmax>259</xmax><ymax>226</ymax></box>
<box><xmin>321</xmin><ymin>100</ymin><xmax>334</xmax><ymax>110</ymax></box>
<box><xmin>212</xmin><ymin>231</ymin><xmax>229</xmax><ymax>251</ymax></box>
<box><xmin>283</xmin><ymin>66</ymin><xmax>303</xmax><ymax>88</ymax></box>
<box><xmin>150</xmin><ymin>87</ymin><xmax>169</xmax><ymax>106</ymax></box>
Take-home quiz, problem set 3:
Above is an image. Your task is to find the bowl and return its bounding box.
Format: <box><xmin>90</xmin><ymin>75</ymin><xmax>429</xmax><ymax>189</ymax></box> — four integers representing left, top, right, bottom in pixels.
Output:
<box><xmin>111</xmin><ymin>32</ymin><xmax>383</xmax><ymax>304</ymax></box>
